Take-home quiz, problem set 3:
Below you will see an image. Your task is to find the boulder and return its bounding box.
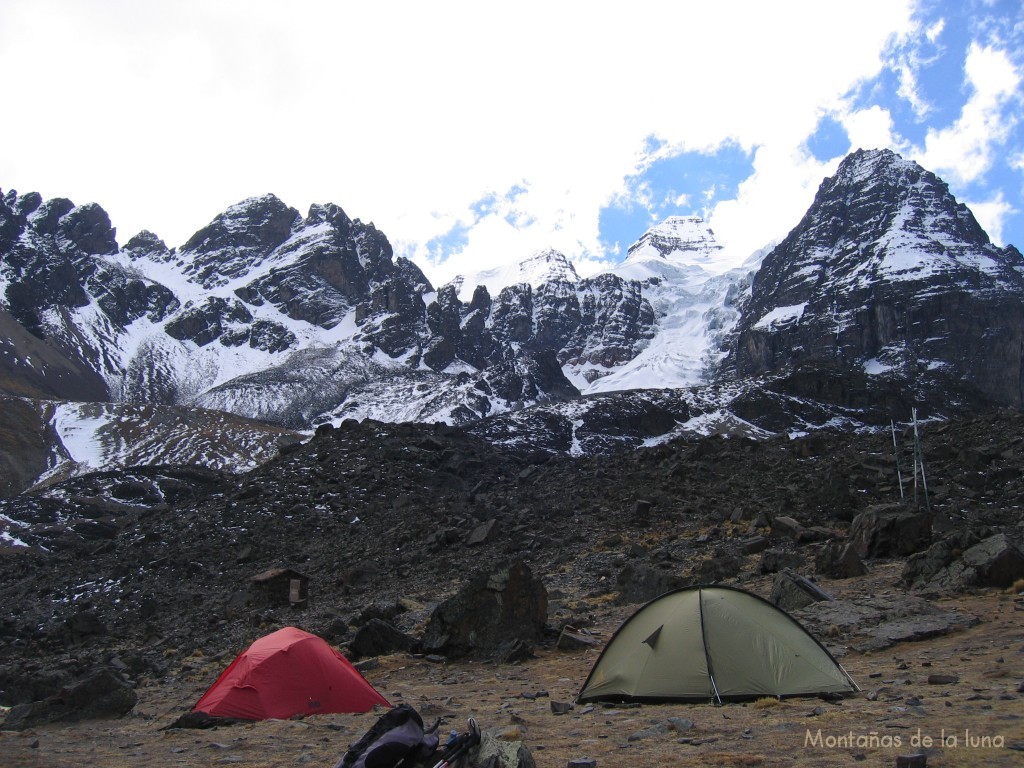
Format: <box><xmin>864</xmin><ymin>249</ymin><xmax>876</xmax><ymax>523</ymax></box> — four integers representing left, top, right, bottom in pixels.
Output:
<box><xmin>1</xmin><ymin>669</ymin><xmax>137</xmax><ymax>730</ymax></box>
<box><xmin>693</xmin><ymin>554</ymin><xmax>742</xmax><ymax>583</ymax></box>
<box><xmin>849</xmin><ymin>505</ymin><xmax>932</xmax><ymax>558</ymax></box>
<box><xmin>63</xmin><ymin>610</ymin><xmax>107</xmax><ymax>645</ymax></box>
<box><xmin>741</xmin><ymin>536</ymin><xmax>771</xmax><ymax>555</ymax></box>
<box><xmin>770</xmin><ymin>516</ymin><xmax>804</xmax><ymax>540</ymax></box>
<box><xmin>759</xmin><ymin>549</ymin><xmax>804</xmax><ymax>575</ymax></box>
<box><xmin>466</xmin><ymin>518</ymin><xmax>498</xmax><ymax>547</ymax></box>
<box><xmin>815</xmin><ymin>542</ymin><xmax>867</xmax><ymax>578</ymax></box>
<box><xmin>348</xmin><ymin>618</ymin><xmax>415</xmax><ymax>658</ymax></box>
<box><xmin>471</xmin><ymin>727</ymin><xmax>536</xmax><ymax>768</ymax></box>
<box><xmin>421</xmin><ymin>561</ymin><xmax>548</xmax><ymax>661</ymax></box>
<box><xmin>615</xmin><ymin>562</ymin><xmax>684</xmax><ymax>604</ymax></box>
<box><xmin>902</xmin><ymin>530</ymin><xmax>987</xmax><ymax>589</ymax></box>
<box><xmin>770</xmin><ymin>570</ymin><xmax>833</xmax><ymax>611</ymax></box>
<box><xmin>917</xmin><ymin>533</ymin><xmax>1024</xmax><ymax>591</ymax></box>
<box><xmin>556</xmin><ymin>626</ymin><xmax>600</xmax><ymax>651</ymax></box>
<box><xmin>955</xmin><ymin>533</ymin><xmax>1024</xmax><ymax>587</ymax></box>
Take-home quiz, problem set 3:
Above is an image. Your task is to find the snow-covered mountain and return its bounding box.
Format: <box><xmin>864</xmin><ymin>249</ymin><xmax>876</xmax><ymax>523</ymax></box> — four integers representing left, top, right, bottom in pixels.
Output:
<box><xmin>449</xmin><ymin>247</ymin><xmax>582</xmax><ymax>302</ymax></box>
<box><xmin>728</xmin><ymin>148</ymin><xmax>1024</xmax><ymax>411</ymax></box>
<box><xmin>582</xmin><ymin>216</ymin><xmax>763</xmax><ymax>392</ymax></box>
<box><xmin>1</xmin><ymin>147</ymin><xmax>1022</xmax><ymax>491</ymax></box>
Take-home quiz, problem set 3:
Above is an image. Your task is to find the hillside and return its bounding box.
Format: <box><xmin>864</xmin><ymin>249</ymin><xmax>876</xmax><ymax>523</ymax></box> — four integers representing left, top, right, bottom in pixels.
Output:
<box><xmin>0</xmin><ymin>411</ymin><xmax>1022</xmax><ymax>763</ymax></box>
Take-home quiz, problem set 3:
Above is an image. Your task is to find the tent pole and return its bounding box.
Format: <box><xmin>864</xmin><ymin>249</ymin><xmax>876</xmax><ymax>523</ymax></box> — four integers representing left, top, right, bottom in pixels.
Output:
<box><xmin>697</xmin><ymin>587</ymin><xmax>723</xmax><ymax>705</ymax></box>
<box><xmin>836</xmin><ymin>661</ymin><xmax>861</xmax><ymax>692</ymax></box>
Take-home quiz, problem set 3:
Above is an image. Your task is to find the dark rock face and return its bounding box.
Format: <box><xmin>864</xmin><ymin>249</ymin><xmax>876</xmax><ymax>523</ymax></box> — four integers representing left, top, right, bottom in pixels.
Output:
<box><xmin>0</xmin><ymin>190</ymin><xmax>175</xmax><ymax>391</ymax></box>
<box><xmin>727</xmin><ymin>149</ymin><xmax>1024</xmax><ymax>415</ymax></box>
<box><xmin>348</xmin><ymin>618</ymin><xmax>415</xmax><ymax>658</ymax></box>
<box><xmin>815</xmin><ymin>541</ymin><xmax>868</xmax><ymax>579</ymax></box>
<box><xmin>165</xmin><ymin>297</ymin><xmax>254</xmax><ymax>347</ymax></box>
<box><xmin>421</xmin><ymin>561</ymin><xmax>548</xmax><ymax>660</ymax></box>
<box><xmin>849</xmin><ymin>504</ymin><xmax>933</xmax><ymax>558</ymax></box>
<box><xmin>179</xmin><ymin>194</ymin><xmax>301</xmax><ymax>288</ymax></box>
<box><xmin>0</xmin><ymin>312</ymin><xmax>109</xmax><ymax>402</ymax></box>
<box><xmin>418</xmin><ymin>271</ymin><xmax>654</xmax><ymax>386</ymax></box>
<box><xmin>1</xmin><ymin>669</ymin><xmax>138</xmax><ymax>730</ymax></box>
<box><xmin>562</xmin><ymin>273</ymin><xmax>656</xmax><ymax>370</ymax></box>
<box><xmin>234</xmin><ymin>203</ymin><xmax>432</xmax><ymax>335</ymax></box>
<box><xmin>0</xmin><ymin>397</ymin><xmax>51</xmax><ymax>496</ymax></box>
<box><xmin>904</xmin><ymin>532</ymin><xmax>1024</xmax><ymax>590</ymax></box>
<box><xmin>59</xmin><ymin>203</ymin><xmax>119</xmax><ymax>256</ymax></box>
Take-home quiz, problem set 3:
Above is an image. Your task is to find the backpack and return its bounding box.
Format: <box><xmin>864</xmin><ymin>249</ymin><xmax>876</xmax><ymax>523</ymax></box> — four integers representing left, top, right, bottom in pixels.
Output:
<box><xmin>335</xmin><ymin>704</ymin><xmax>440</xmax><ymax>768</ymax></box>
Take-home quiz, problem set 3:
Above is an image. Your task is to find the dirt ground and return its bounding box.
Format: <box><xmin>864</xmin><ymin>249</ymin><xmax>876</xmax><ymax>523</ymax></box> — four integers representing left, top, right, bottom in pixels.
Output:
<box><xmin>2</xmin><ymin>566</ymin><xmax>1021</xmax><ymax>768</ymax></box>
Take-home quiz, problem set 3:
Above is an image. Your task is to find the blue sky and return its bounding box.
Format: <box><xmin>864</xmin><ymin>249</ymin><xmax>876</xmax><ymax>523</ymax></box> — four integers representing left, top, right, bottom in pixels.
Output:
<box><xmin>0</xmin><ymin>1</ymin><xmax>1021</xmax><ymax>284</ymax></box>
<box><xmin>593</xmin><ymin>0</ymin><xmax>1024</xmax><ymax>269</ymax></box>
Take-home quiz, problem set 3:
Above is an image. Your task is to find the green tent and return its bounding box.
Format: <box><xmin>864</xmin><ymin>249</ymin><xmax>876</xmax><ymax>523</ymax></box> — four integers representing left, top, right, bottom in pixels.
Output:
<box><xmin>577</xmin><ymin>584</ymin><xmax>858</xmax><ymax>704</ymax></box>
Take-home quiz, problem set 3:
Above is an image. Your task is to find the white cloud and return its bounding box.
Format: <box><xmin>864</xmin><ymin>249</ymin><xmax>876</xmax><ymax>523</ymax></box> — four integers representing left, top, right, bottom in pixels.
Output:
<box><xmin>918</xmin><ymin>43</ymin><xmax>1022</xmax><ymax>184</ymax></box>
<box><xmin>966</xmin><ymin>191</ymin><xmax>1014</xmax><ymax>246</ymax></box>
<box><xmin>841</xmin><ymin>106</ymin><xmax>898</xmax><ymax>153</ymax></box>
<box><xmin>0</xmin><ymin>0</ymin><xmax>917</xmax><ymax>281</ymax></box>
<box><xmin>889</xmin><ymin>15</ymin><xmax>948</xmax><ymax>119</ymax></box>
<box><xmin>925</xmin><ymin>18</ymin><xmax>946</xmax><ymax>44</ymax></box>
<box><xmin>708</xmin><ymin>145</ymin><xmax>841</xmax><ymax>263</ymax></box>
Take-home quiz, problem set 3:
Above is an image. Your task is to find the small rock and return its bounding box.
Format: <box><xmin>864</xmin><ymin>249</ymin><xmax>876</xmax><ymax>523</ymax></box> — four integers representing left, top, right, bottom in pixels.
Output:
<box><xmin>895</xmin><ymin>754</ymin><xmax>927</xmax><ymax>768</ymax></box>
<box><xmin>927</xmin><ymin>674</ymin><xmax>959</xmax><ymax>685</ymax></box>
<box><xmin>550</xmin><ymin>701</ymin><xmax>573</xmax><ymax>715</ymax></box>
<box><xmin>667</xmin><ymin>717</ymin><xmax>694</xmax><ymax>732</ymax></box>
<box><xmin>557</xmin><ymin>626</ymin><xmax>600</xmax><ymax>651</ymax></box>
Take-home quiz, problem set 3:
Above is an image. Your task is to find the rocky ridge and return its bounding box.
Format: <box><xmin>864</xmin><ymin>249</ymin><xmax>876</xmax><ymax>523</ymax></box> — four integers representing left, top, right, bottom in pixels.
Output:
<box><xmin>2</xmin><ymin>148</ymin><xmax>1024</xmax><ymax>494</ymax></box>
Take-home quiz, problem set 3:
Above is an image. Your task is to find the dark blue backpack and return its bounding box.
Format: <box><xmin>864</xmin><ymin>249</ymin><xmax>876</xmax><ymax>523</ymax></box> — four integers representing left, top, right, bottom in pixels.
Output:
<box><xmin>336</xmin><ymin>704</ymin><xmax>440</xmax><ymax>768</ymax></box>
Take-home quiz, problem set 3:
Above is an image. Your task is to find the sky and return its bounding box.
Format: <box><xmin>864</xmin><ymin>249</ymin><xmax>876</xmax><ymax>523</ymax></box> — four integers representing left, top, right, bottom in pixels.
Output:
<box><xmin>1</xmin><ymin>0</ymin><xmax>1022</xmax><ymax>287</ymax></box>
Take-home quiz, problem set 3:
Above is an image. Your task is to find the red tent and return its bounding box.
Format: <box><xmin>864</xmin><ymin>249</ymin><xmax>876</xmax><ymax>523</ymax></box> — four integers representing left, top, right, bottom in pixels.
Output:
<box><xmin>192</xmin><ymin>626</ymin><xmax>390</xmax><ymax>720</ymax></box>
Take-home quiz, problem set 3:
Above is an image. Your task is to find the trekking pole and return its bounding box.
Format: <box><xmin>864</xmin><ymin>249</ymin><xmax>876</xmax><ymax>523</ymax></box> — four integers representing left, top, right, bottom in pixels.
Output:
<box><xmin>911</xmin><ymin>409</ymin><xmax>920</xmax><ymax>507</ymax></box>
<box><xmin>912</xmin><ymin>410</ymin><xmax>931</xmax><ymax>513</ymax></box>
<box><xmin>430</xmin><ymin>717</ymin><xmax>480</xmax><ymax>768</ymax></box>
<box><xmin>891</xmin><ymin>420</ymin><xmax>904</xmax><ymax>501</ymax></box>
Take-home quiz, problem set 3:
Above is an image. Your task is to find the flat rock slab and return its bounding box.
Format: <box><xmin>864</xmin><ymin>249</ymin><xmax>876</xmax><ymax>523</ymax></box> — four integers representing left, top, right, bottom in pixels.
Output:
<box><xmin>852</xmin><ymin>613</ymin><xmax>980</xmax><ymax>652</ymax></box>
<box><xmin>792</xmin><ymin>595</ymin><xmax>978</xmax><ymax>651</ymax></box>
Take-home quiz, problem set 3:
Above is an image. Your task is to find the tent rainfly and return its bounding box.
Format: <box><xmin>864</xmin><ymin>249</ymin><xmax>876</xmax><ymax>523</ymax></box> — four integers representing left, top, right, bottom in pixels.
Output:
<box><xmin>192</xmin><ymin>626</ymin><xmax>390</xmax><ymax>720</ymax></box>
<box><xmin>578</xmin><ymin>585</ymin><xmax>859</xmax><ymax>704</ymax></box>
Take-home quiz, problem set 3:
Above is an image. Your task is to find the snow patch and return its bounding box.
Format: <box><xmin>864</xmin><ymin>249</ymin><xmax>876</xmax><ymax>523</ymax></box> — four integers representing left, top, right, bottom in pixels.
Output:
<box><xmin>753</xmin><ymin>303</ymin><xmax>806</xmax><ymax>331</ymax></box>
<box><xmin>863</xmin><ymin>358</ymin><xmax>893</xmax><ymax>375</ymax></box>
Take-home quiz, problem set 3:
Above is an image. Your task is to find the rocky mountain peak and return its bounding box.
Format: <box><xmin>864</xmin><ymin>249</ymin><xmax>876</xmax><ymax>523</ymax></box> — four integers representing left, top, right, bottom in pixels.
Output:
<box><xmin>453</xmin><ymin>247</ymin><xmax>581</xmax><ymax>303</ymax></box>
<box><xmin>747</xmin><ymin>148</ymin><xmax>1021</xmax><ymax>314</ymax></box>
<box><xmin>177</xmin><ymin>194</ymin><xmax>302</xmax><ymax>287</ymax></box>
<box><xmin>611</xmin><ymin>215</ymin><xmax>728</xmax><ymax>287</ymax></box>
<box><xmin>518</xmin><ymin>247</ymin><xmax>581</xmax><ymax>284</ymax></box>
<box><xmin>730</xmin><ymin>147</ymin><xmax>1024</xmax><ymax>413</ymax></box>
<box><xmin>626</xmin><ymin>215</ymin><xmax>724</xmax><ymax>262</ymax></box>
<box><xmin>123</xmin><ymin>230</ymin><xmax>170</xmax><ymax>259</ymax></box>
